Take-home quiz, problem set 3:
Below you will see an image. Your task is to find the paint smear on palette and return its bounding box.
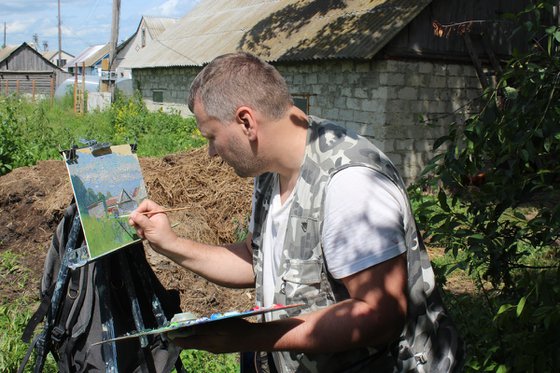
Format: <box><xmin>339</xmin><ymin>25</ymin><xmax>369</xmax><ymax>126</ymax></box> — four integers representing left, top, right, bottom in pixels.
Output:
<box><xmin>91</xmin><ymin>303</ymin><xmax>304</xmax><ymax>346</ymax></box>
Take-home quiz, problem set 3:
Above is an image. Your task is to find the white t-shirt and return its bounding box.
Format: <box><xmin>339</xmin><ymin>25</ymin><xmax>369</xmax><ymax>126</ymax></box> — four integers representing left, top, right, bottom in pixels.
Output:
<box><xmin>250</xmin><ymin>166</ymin><xmax>408</xmax><ymax>310</ymax></box>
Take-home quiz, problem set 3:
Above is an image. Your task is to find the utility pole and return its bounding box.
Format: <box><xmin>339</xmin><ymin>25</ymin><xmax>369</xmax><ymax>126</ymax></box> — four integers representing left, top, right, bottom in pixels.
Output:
<box><xmin>109</xmin><ymin>0</ymin><xmax>120</xmax><ymax>71</ymax></box>
<box><xmin>3</xmin><ymin>22</ymin><xmax>6</xmax><ymax>49</ymax></box>
<box><xmin>108</xmin><ymin>0</ymin><xmax>120</xmax><ymax>101</ymax></box>
<box><xmin>57</xmin><ymin>0</ymin><xmax>62</xmax><ymax>67</ymax></box>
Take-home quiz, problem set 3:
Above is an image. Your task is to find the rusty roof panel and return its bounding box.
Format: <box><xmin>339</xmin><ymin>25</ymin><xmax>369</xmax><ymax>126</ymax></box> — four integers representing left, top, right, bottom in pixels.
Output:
<box><xmin>129</xmin><ymin>0</ymin><xmax>432</xmax><ymax>68</ymax></box>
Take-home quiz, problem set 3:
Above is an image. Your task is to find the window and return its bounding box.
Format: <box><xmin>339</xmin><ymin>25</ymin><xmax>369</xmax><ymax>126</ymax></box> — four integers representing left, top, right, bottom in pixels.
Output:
<box><xmin>141</xmin><ymin>28</ymin><xmax>146</xmax><ymax>48</ymax></box>
<box><xmin>293</xmin><ymin>95</ymin><xmax>310</xmax><ymax>114</ymax></box>
<box><xmin>152</xmin><ymin>90</ymin><xmax>164</xmax><ymax>103</ymax></box>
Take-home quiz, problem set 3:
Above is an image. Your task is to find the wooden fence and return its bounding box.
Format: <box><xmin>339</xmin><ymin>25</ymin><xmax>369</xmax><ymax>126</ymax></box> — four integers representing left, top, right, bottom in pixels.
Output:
<box><xmin>0</xmin><ymin>76</ymin><xmax>56</xmax><ymax>101</ymax></box>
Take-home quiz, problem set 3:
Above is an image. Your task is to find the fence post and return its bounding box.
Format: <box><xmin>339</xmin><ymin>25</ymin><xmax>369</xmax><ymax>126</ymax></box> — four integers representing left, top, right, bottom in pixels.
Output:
<box><xmin>81</xmin><ymin>62</ymin><xmax>86</xmax><ymax>113</ymax></box>
<box><xmin>50</xmin><ymin>75</ymin><xmax>55</xmax><ymax>104</ymax></box>
<box><xmin>32</xmin><ymin>79</ymin><xmax>36</xmax><ymax>101</ymax></box>
<box><xmin>74</xmin><ymin>64</ymin><xmax>78</xmax><ymax>113</ymax></box>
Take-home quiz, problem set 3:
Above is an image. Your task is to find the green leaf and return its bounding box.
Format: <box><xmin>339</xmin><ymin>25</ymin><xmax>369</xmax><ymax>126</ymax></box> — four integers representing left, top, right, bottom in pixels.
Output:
<box><xmin>430</xmin><ymin>213</ymin><xmax>449</xmax><ymax>224</ymax></box>
<box><xmin>496</xmin><ymin>364</ymin><xmax>508</xmax><ymax>373</ymax></box>
<box><xmin>497</xmin><ymin>304</ymin><xmax>513</xmax><ymax>315</ymax></box>
<box><xmin>516</xmin><ymin>296</ymin><xmax>527</xmax><ymax>317</ymax></box>
<box><xmin>437</xmin><ymin>188</ymin><xmax>450</xmax><ymax>212</ymax></box>
<box><xmin>520</xmin><ymin>149</ymin><xmax>529</xmax><ymax>162</ymax></box>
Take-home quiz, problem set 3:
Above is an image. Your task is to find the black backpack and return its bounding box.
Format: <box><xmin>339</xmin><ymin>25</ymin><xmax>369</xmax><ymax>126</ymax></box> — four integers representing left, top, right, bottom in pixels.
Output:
<box><xmin>19</xmin><ymin>202</ymin><xmax>186</xmax><ymax>372</ymax></box>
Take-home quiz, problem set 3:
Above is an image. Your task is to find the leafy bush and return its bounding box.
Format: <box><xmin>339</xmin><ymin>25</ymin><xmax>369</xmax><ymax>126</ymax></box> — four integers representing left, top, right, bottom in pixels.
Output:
<box><xmin>0</xmin><ymin>90</ymin><xmax>205</xmax><ymax>176</ymax></box>
<box><xmin>411</xmin><ymin>1</ymin><xmax>560</xmax><ymax>371</ymax></box>
<box><xmin>0</xmin><ymin>96</ymin><xmax>20</xmax><ymax>174</ymax></box>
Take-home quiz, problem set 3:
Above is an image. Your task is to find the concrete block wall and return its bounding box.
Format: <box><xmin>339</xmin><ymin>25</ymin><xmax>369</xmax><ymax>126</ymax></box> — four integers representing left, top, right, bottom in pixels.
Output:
<box><xmin>134</xmin><ymin>67</ymin><xmax>195</xmax><ymax>115</ymax></box>
<box><xmin>277</xmin><ymin>59</ymin><xmax>483</xmax><ymax>184</ymax></box>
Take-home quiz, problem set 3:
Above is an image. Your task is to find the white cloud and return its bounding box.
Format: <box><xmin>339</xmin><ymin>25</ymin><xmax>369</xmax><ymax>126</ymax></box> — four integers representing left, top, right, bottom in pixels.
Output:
<box><xmin>6</xmin><ymin>19</ymin><xmax>37</xmax><ymax>33</ymax></box>
<box><xmin>152</xmin><ymin>0</ymin><xmax>197</xmax><ymax>17</ymax></box>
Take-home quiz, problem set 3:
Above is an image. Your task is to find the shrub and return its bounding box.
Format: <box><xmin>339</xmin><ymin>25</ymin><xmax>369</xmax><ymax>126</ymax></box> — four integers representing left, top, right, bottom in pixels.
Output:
<box><xmin>411</xmin><ymin>2</ymin><xmax>560</xmax><ymax>370</ymax></box>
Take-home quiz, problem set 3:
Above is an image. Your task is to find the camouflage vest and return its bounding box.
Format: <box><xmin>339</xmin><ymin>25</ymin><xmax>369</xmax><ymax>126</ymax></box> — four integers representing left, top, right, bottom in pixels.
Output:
<box><xmin>251</xmin><ymin>116</ymin><xmax>464</xmax><ymax>373</ymax></box>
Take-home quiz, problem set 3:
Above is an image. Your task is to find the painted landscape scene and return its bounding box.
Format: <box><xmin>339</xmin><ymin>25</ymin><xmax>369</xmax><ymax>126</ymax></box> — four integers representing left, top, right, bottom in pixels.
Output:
<box><xmin>65</xmin><ymin>144</ymin><xmax>148</xmax><ymax>259</ymax></box>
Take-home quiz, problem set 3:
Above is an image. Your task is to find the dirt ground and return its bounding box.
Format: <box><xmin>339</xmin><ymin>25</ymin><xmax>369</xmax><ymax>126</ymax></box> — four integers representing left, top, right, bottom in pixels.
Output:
<box><xmin>0</xmin><ymin>147</ymin><xmax>255</xmax><ymax>315</ymax></box>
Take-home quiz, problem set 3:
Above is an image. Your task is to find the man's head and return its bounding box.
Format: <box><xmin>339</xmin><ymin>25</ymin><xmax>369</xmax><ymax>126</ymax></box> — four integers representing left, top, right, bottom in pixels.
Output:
<box><xmin>187</xmin><ymin>52</ymin><xmax>293</xmax><ymax>123</ymax></box>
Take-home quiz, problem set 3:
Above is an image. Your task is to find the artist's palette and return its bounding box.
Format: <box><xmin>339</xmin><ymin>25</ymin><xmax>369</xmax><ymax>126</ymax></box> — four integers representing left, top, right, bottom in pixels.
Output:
<box><xmin>92</xmin><ymin>303</ymin><xmax>304</xmax><ymax>345</ymax></box>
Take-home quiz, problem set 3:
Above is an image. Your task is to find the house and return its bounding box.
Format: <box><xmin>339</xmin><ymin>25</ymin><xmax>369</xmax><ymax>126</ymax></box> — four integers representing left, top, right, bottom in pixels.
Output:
<box><xmin>106</xmin><ymin>189</ymin><xmax>140</xmax><ymax>216</ymax></box>
<box><xmin>0</xmin><ymin>43</ymin><xmax>71</xmax><ymax>97</ymax></box>
<box><xmin>114</xmin><ymin>16</ymin><xmax>177</xmax><ymax>80</ymax></box>
<box><xmin>66</xmin><ymin>44</ymin><xmax>110</xmax><ymax>77</ymax></box>
<box><xmin>128</xmin><ymin>0</ymin><xmax>529</xmax><ymax>184</ymax></box>
<box><xmin>89</xmin><ymin>188</ymin><xmax>141</xmax><ymax>218</ymax></box>
<box><xmin>42</xmin><ymin>50</ymin><xmax>75</xmax><ymax>69</ymax></box>
<box><xmin>130</xmin><ymin>185</ymin><xmax>148</xmax><ymax>203</ymax></box>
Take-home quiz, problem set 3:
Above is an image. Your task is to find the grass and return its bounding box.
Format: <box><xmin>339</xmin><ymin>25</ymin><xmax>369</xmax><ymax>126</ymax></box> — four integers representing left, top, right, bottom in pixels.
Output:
<box><xmin>0</xmin><ymin>250</ymin><xmax>240</xmax><ymax>372</ymax></box>
<box><xmin>175</xmin><ymin>350</ymin><xmax>239</xmax><ymax>372</ymax></box>
<box><xmin>0</xmin><ymin>250</ymin><xmax>58</xmax><ymax>372</ymax></box>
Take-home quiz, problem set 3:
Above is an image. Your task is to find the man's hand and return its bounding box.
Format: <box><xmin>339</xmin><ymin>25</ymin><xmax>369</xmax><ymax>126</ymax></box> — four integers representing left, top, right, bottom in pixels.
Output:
<box><xmin>167</xmin><ymin>318</ymin><xmax>255</xmax><ymax>353</ymax></box>
<box><xmin>128</xmin><ymin>199</ymin><xmax>179</xmax><ymax>255</ymax></box>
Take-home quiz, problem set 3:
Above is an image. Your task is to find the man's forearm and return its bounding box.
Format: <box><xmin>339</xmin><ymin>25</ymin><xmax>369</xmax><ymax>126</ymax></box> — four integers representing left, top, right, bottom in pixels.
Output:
<box><xmin>253</xmin><ymin>298</ymin><xmax>405</xmax><ymax>353</ymax></box>
<box><xmin>177</xmin><ymin>298</ymin><xmax>405</xmax><ymax>354</ymax></box>
<box><xmin>157</xmin><ymin>237</ymin><xmax>255</xmax><ymax>288</ymax></box>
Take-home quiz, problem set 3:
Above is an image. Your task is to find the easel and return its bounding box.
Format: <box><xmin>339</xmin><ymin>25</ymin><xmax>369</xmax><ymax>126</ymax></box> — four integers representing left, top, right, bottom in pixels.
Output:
<box><xmin>25</xmin><ymin>142</ymin><xmax>185</xmax><ymax>373</ymax></box>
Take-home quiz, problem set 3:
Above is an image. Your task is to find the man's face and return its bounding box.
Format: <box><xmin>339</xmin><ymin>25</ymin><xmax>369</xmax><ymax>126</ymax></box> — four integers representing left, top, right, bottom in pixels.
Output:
<box><xmin>193</xmin><ymin>101</ymin><xmax>263</xmax><ymax>177</ymax></box>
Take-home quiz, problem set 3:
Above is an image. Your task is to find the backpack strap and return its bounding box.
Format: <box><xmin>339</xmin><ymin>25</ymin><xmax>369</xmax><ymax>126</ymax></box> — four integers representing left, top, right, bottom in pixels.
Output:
<box><xmin>16</xmin><ymin>334</ymin><xmax>41</xmax><ymax>373</ymax></box>
<box><xmin>21</xmin><ymin>282</ymin><xmax>56</xmax><ymax>343</ymax></box>
<box><xmin>51</xmin><ymin>264</ymin><xmax>86</xmax><ymax>345</ymax></box>
<box><xmin>21</xmin><ymin>202</ymin><xmax>77</xmax><ymax>345</ymax></box>
<box><xmin>33</xmin><ymin>210</ymin><xmax>83</xmax><ymax>373</ymax></box>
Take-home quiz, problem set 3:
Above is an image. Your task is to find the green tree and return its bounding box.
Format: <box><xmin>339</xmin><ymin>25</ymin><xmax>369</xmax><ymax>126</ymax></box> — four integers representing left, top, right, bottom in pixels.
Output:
<box><xmin>412</xmin><ymin>1</ymin><xmax>560</xmax><ymax>371</ymax></box>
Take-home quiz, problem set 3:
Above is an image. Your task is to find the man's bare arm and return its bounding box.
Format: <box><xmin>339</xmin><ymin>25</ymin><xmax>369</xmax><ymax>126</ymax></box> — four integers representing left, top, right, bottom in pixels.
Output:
<box><xmin>129</xmin><ymin>199</ymin><xmax>255</xmax><ymax>288</ymax></box>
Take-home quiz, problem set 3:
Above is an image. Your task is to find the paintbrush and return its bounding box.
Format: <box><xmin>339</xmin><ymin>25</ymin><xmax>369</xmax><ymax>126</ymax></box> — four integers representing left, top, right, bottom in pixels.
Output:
<box><xmin>119</xmin><ymin>206</ymin><xmax>190</xmax><ymax>219</ymax></box>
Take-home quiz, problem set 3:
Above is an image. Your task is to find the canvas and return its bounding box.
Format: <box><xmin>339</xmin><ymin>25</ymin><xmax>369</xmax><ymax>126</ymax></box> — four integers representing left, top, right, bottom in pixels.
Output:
<box><xmin>63</xmin><ymin>143</ymin><xmax>147</xmax><ymax>260</ymax></box>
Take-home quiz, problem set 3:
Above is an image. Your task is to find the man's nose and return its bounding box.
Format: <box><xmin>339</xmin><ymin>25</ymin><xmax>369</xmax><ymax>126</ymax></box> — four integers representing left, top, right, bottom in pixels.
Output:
<box><xmin>208</xmin><ymin>143</ymin><xmax>218</xmax><ymax>157</ymax></box>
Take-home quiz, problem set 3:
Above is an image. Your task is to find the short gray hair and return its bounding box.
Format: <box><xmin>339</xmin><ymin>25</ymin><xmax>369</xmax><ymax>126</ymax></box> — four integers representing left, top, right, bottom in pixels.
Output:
<box><xmin>188</xmin><ymin>52</ymin><xmax>293</xmax><ymax>122</ymax></box>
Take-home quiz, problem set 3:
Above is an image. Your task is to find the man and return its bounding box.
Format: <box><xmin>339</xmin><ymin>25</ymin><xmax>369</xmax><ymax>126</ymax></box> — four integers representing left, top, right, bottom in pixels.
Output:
<box><xmin>129</xmin><ymin>52</ymin><xmax>462</xmax><ymax>372</ymax></box>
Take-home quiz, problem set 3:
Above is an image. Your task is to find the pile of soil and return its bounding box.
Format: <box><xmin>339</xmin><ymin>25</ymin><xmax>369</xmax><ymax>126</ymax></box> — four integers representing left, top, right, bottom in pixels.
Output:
<box><xmin>0</xmin><ymin>147</ymin><xmax>255</xmax><ymax>315</ymax></box>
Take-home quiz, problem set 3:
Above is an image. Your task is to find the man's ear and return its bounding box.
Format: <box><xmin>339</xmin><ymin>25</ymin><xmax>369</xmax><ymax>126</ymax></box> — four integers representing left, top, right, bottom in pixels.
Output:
<box><xmin>236</xmin><ymin>106</ymin><xmax>257</xmax><ymax>140</ymax></box>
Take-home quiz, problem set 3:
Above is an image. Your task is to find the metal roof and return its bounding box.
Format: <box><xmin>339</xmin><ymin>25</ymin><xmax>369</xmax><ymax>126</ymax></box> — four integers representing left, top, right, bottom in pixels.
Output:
<box><xmin>0</xmin><ymin>43</ymin><xmax>62</xmax><ymax>71</ymax></box>
<box><xmin>42</xmin><ymin>50</ymin><xmax>74</xmax><ymax>60</ymax></box>
<box><xmin>0</xmin><ymin>45</ymin><xmax>21</xmax><ymax>64</ymax></box>
<box><xmin>142</xmin><ymin>16</ymin><xmax>177</xmax><ymax>39</ymax></box>
<box><xmin>128</xmin><ymin>0</ymin><xmax>432</xmax><ymax>68</ymax></box>
<box><xmin>66</xmin><ymin>44</ymin><xmax>110</xmax><ymax>68</ymax></box>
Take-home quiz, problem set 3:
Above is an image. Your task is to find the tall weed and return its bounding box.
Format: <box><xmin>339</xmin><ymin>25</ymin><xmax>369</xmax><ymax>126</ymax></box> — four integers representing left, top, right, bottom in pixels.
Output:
<box><xmin>0</xmin><ymin>91</ymin><xmax>205</xmax><ymax>176</ymax></box>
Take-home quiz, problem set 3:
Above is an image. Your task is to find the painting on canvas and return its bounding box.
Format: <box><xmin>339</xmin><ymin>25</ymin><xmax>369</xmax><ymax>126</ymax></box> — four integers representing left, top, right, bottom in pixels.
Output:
<box><xmin>64</xmin><ymin>143</ymin><xmax>147</xmax><ymax>260</ymax></box>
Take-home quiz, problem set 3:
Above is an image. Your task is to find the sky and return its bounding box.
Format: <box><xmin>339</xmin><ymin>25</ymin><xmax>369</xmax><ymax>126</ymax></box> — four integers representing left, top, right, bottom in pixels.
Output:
<box><xmin>2</xmin><ymin>0</ymin><xmax>199</xmax><ymax>56</ymax></box>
